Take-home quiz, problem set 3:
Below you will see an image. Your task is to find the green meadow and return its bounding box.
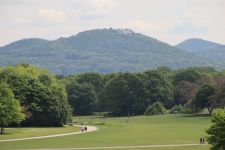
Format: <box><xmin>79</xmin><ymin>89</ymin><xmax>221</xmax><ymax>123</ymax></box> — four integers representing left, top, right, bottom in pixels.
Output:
<box><xmin>0</xmin><ymin>114</ymin><xmax>211</xmax><ymax>150</ymax></box>
<box><xmin>0</xmin><ymin>126</ymin><xmax>79</xmax><ymax>140</ymax></box>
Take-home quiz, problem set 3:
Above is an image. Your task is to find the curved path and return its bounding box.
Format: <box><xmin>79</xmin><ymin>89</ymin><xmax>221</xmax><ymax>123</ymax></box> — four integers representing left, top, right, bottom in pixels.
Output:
<box><xmin>0</xmin><ymin>125</ymin><xmax>98</xmax><ymax>142</ymax></box>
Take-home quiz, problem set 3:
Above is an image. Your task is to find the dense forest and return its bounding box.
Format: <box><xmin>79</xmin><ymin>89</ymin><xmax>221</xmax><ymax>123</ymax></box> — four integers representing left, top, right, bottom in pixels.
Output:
<box><xmin>1</xmin><ymin>65</ymin><xmax>225</xmax><ymax>129</ymax></box>
<box><xmin>62</xmin><ymin>66</ymin><xmax>225</xmax><ymax>116</ymax></box>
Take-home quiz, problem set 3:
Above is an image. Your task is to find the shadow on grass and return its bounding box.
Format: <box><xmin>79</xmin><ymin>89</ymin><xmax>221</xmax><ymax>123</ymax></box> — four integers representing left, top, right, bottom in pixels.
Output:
<box><xmin>0</xmin><ymin>132</ymin><xmax>15</xmax><ymax>135</ymax></box>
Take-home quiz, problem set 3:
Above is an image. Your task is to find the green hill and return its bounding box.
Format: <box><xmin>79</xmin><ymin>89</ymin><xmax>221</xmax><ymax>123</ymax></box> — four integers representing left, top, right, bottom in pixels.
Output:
<box><xmin>176</xmin><ymin>38</ymin><xmax>225</xmax><ymax>69</ymax></box>
<box><xmin>176</xmin><ymin>38</ymin><xmax>223</xmax><ymax>52</ymax></box>
<box><xmin>0</xmin><ymin>29</ymin><xmax>212</xmax><ymax>75</ymax></box>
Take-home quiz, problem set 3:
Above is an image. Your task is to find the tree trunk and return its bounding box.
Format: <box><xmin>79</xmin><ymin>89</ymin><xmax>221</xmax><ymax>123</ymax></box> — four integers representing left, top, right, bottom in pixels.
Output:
<box><xmin>194</xmin><ymin>105</ymin><xmax>198</xmax><ymax>115</ymax></box>
<box><xmin>0</xmin><ymin>126</ymin><xmax>4</xmax><ymax>134</ymax></box>
<box><xmin>207</xmin><ymin>106</ymin><xmax>213</xmax><ymax>115</ymax></box>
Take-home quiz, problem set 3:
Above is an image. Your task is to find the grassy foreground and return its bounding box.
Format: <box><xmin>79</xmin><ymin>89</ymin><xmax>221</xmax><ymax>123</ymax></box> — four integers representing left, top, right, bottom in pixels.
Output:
<box><xmin>0</xmin><ymin>126</ymin><xmax>79</xmax><ymax>140</ymax></box>
<box><xmin>0</xmin><ymin>114</ymin><xmax>211</xmax><ymax>150</ymax></box>
<box><xmin>104</xmin><ymin>145</ymin><xmax>210</xmax><ymax>150</ymax></box>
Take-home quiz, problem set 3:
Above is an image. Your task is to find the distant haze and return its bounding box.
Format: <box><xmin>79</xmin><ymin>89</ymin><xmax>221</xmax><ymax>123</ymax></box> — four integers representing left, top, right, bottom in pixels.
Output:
<box><xmin>0</xmin><ymin>0</ymin><xmax>225</xmax><ymax>46</ymax></box>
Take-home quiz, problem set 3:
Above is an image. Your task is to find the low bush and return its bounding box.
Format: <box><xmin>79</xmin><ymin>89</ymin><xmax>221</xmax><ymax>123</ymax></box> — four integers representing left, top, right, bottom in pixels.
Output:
<box><xmin>170</xmin><ymin>104</ymin><xmax>183</xmax><ymax>114</ymax></box>
<box><xmin>144</xmin><ymin>101</ymin><xmax>167</xmax><ymax>116</ymax></box>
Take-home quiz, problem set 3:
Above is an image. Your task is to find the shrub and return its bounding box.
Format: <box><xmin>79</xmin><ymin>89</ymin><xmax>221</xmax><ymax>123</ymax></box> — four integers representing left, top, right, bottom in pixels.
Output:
<box><xmin>206</xmin><ymin>109</ymin><xmax>225</xmax><ymax>150</ymax></box>
<box><xmin>170</xmin><ymin>104</ymin><xmax>183</xmax><ymax>114</ymax></box>
<box><xmin>144</xmin><ymin>101</ymin><xmax>167</xmax><ymax>116</ymax></box>
<box><xmin>181</xmin><ymin>102</ymin><xmax>194</xmax><ymax>114</ymax></box>
<box><xmin>181</xmin><ymin>108</ymin><xmax>194</xmax><ymax>114</ymax></box>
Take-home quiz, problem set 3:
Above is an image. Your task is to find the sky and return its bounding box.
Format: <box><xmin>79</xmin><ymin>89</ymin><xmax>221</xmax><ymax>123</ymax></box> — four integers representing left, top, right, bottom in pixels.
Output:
<box><xmin>0</xmin><ymin>0</ymin><xmax>225</xmax><ymax>46</ymax></box>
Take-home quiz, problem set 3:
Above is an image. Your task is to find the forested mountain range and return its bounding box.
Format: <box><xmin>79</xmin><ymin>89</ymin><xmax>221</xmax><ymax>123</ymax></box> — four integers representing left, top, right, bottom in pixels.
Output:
<box><xmin>176</xmin><ymin>38</ymin><xmax>224</xmax><ymax>52</ymax></box>
<box><xmin>176</xmin><ymin>38</ymin><xmax>225</xmax><ymax>67</ymax></box>
<box><xmin>0</xmin><ymin>28</ymin><xmax>224</xmax><ymax>75</ymax></box>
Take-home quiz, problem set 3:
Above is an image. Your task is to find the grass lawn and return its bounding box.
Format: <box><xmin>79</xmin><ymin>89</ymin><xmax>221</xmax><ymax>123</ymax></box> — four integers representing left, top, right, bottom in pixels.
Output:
<box><xmin>105</xmin><ymin>145</ymin><xmax>210</xmax><ymax>150</ymax></box>
<box><xmin>0</xmin><ymin>126</ymin><xmax>80</xmax><ymax>140</ymax></box>
<box><xmin>0</xmin><ymin>114</ymin><xmax>212</xmax><ymax>150</ymax></box>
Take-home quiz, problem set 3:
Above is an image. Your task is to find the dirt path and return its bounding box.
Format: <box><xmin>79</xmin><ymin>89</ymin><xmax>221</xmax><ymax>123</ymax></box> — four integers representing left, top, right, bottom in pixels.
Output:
<box><xmin>0</xmin><ymin>125</ymin><xmax>98</xmax><ymax>142</ymax></box>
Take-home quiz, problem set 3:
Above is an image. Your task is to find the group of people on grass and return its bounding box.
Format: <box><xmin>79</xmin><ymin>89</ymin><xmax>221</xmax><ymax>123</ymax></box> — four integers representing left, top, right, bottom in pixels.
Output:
<box><xmin>80</xmin><ymin>126</ymin><xmax>88</xmax><ymax>132</ymax></box>
<box><xmin>200</xmin><ymin>137</ymin><xmax>206</xmax><ymax>144</ymax></box>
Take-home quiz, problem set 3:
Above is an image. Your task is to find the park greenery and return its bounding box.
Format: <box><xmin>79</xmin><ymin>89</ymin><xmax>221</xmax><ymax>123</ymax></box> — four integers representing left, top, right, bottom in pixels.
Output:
<box><xmin>0</xmin><ymin>115</ymin><xmax>211</xmax><ymax>150</ymax></box>
<box><xmin>144</xmin><ymin>101</ymin><xmax>167</xmax><ymax>115</ymax></box>
<box><xmin>0</xmin><ymin>83</ymin><xmax>25</xmax><ymax>134</ymax></box>
<box><xmin>0</xmin><ymin>64</ymin><xmax>224</xmax><ymax>150</ymax></box>
<box><xmin>0</xmin><ymin>64</ymin><xmax>72</xmax><ymax>129</ymax></box>
<box><xmin>0</xmin><ymin>64</ymin><xmax>224</xmax><ymax>130</ymax></box>
<box><xmin>62</xmin><ymin>66</ymin><xmax>225</xmax><ymax>117</ymax></box>
<box><xmin>206</xmin><ymin>109</ymin><xmax>225</xmax><ymax>150</ymax></box>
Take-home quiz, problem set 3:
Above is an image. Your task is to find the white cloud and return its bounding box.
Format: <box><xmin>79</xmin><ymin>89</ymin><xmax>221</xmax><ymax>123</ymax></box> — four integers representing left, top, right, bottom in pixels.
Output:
<box><xmin>126</xmin><ymin>20</ymin><xmax>148</xmax><ymax>32</ymax></box>
<box><xmin>184</xmin><ymin>12</ymin><xmax>194</xmax><ymax>18</ymax></box>
<box><xmin>171</xmin><ymin>21</ymin><xmax>207</xmax><ymax>35</ymax></box>
<box><xmin>90</xmin><ymin>0</ymin><xmax>117</xmax><ymax>14</ymax></box>
<box><xmin>78</xmin><ymin>0</ymin><xmax>118</xmax><ymax>18</ymax></box>
<box><xmin>37</xmin><ymin>8</ymin><xmax>67</xmax><ymax>24</ymax></box>
<box><xmin>13</xmin><ymin>17</ymin><xmax>29</xmax><ymax>24</ymax></box>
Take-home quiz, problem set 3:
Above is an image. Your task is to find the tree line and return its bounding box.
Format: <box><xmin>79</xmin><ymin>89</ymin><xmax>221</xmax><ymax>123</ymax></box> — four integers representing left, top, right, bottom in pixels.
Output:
<box><xmin>62</xmin><ymin>66</ymin><xmax>225</xmax><ymax>116</ymax></box>
<box><xmin>1</xmin><ymin>65</ymin><xmax>225</xmax><ymax>133</ymax></box>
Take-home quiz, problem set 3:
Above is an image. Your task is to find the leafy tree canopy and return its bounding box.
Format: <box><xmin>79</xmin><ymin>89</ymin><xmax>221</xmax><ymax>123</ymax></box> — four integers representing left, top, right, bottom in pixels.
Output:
<box><xmin>0</xmin><ymin>64</ymin><xmax>72</xmax><ymax>126</ymax></box>
<box><xmin>144</xmin><ymin>70</ymin><xmax>174</xmax><ymax>108</ymax></box>
<box><xmin>67</xmin><ymin>82</ymin><xmax>97</xmax><ymax>115</ymax></box>
<box><xmin>99</xmin><ymin>73</ymin><xmax>146</xmax><ymax>116</ymax></box>
<box><xmin>193</xmin><ymin>83</ymin><xmax>216</xmax><ymax>114</ymax></box>
<box><xmin>206</xmin><ymin>109</ymin><xmax>225</xmax><ymax>150</ymax></box>
<box><xmin>0</xmin><ymin>82</ymin><xmax>25</xmax><ymax>133</ymax></box>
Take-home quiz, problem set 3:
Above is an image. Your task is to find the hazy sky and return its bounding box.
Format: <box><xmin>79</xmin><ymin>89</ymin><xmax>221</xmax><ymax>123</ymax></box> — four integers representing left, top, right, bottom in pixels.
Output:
<box><xmin>0</xmin><ymin>0</ymin><xmax>225</xmax><ymax>46</ymax></box>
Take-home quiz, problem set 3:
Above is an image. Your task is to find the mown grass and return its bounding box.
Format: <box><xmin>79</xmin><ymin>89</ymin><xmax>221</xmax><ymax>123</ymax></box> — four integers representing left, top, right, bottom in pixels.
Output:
<box><xmin>105</xmin><ymin>145</ymin><xmax>210</xmax><ymax>150</ymax></box>
<box><xmin>0</xmin><ymin>126</ymin><xmax>79</xmax><ymax>140</ymax></box>
<box><xmin>0</xmin><ymin>114</ymin><xmax>211</xmax><ymax>150</ymax></box>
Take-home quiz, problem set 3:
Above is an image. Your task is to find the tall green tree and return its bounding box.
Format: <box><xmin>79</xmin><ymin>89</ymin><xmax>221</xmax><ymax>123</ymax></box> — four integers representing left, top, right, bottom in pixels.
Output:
<box><xmin>99</xmin><ymin>73</ymin><xmax>146</xmax><ymax>115</ymax></box>
<box><xmin>174</xmin><ymin>81</ymin><xmax>197</xmax><ymax>105</ymax></box>
<box><xmin>0</xmin><ymin>83</ymin><xmax>25</xmax><ymax>134</ymax></box>
<box><xmin>174</xmin><ymin>68</ymin><xmax>201</xmax><ymax>84</ymax></box>
<box><xmin>76</xmin><ymin>73</ymin><xmax>104</xmax><ymax>93</ymax></box>
<box><xmin>67</xmin><ymin>82</ymin><xmax>97</xmax><ymax>115</ymax></box>
<box><xmin>144</xmin><ymin>70</ymin><xmax>173</xmax><ymax>108</ymax></box>
<box><xmin>211</xmin><ymin>86</ymin><xmax>225</xmax><ymax>109</ymax></box>
<box><xmin>206</xmin><ymin>109</ymin><xmax>225</xmax><ymax>150</ymax></box>
<box><xmin>0</xmin><ymin>65</ymin><xmax>72</xmax><ymax>126</ymax></box>
<box><xmin>192</xmin><ymin>83</ymin><xmax>216</xmax><ymax>114</ymax></box>
<box><xmin>63</xmin><ymin>73</ymin><xmax>105</xmax><ymax>112</ymax></box>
